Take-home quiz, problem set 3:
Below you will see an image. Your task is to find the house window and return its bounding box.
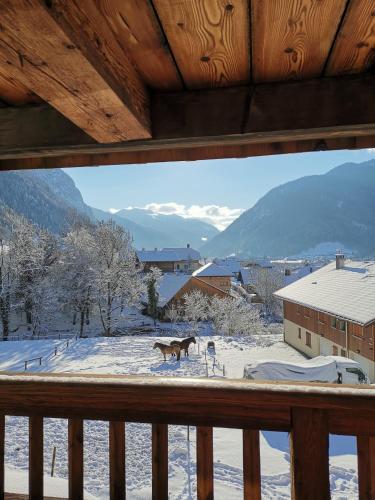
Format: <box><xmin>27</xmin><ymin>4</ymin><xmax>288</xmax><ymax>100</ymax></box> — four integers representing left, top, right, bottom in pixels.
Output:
<box><xmin>318</xmin><ymin>312</ymin><xmax>325</xmax><ymax>324</ymax></box>
<box><xmin>298</xmin><ymin>327</ymin><xmax>301</xmax><ymax>339</ymax></box>
<box><xmin>304</xmin><ymin>307</ymin><xmax>311</xmax><ymax>318</ymax></box>
<box><xmin>353</xmin><ymin>323</ymin><xmax>363</xmax><ymax>337</ymax></box>
<box><xmin>341</xmin><ymin>349</ymin><xmax>346</xmax><ymax>357</ymax></box>
<box><xmin>338</xmin><ymin>320</ymin><xmax>346</xmax><ymax>332</ymax></box>
<box><xmin>330</xmin><ymin>317</ymin><xmax>336</xmax><ymax>328</ymax></box>
<box><xmin>306</xmin><ymin>331</ymin><xmax>312</xmax><ymax>348</ymax></box>
<box><xmin>332</xmin><ymin>345</ymin><xmax>338</xmax><ymax>356</ymax></box>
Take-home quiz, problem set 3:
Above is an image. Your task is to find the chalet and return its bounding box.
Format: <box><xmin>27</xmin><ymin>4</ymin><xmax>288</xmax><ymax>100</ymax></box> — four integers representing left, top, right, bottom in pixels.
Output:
<box><xmin>192</xmin><ymin>263</ymin><xmax>233</xmax><ymax>293</ymax></box>
<box><xmin>275</xmin><ymin>254</ymin><xmax>375</xmax><ymax>382</ymax></box>
<box><xmin>137</xmin><ymin>245</ymin><xmax>201</xmax><ymax>273</ymax></box>
<box><xmin>156</xmin><ymin>273</ymin><xmax>231</xmax><ymax>320</ymax></box>
<box><xmin>0</xmin><ymin>1</ymin><xmax>374</xmax><ymax>498</ymax></box>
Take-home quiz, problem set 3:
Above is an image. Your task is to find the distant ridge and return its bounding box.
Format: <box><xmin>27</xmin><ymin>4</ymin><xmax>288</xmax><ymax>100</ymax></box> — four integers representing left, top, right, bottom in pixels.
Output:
<box><xmin>201</xmin><ymin>159</ymin><xmax>375</xmax><ymax>258</ymax></box>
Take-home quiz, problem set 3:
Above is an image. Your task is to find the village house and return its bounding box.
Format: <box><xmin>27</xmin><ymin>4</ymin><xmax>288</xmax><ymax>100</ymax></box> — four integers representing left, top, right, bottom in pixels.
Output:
<box><xmin>192</xmin><ymin>263</ymin><xmax>233</xmax><ymax>293</ymax></box>
<box><xmin>137</xmin><ymin>244</ymin><xmax>201</xmax><ymax>273</ymax></box>
<box><xmin>275</xmin><ymin>254</ymin><xmax>375</xmax><ymax>382</ymax></box>
<box><xmin>153</xmin><ymin>273</ymin><xmax>231</xmax><ymax>320</ymax></box>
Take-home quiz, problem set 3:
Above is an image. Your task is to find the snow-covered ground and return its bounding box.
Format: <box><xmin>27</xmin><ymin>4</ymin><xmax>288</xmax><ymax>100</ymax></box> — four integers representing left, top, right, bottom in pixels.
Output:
<box><xmin>0</xmin><ymin>333</ymin><xmax>358</xmax><ymax>499</ymax></box>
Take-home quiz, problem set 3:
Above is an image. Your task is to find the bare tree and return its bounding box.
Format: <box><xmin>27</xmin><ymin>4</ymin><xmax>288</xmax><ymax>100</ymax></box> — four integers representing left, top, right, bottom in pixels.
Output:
<box><xmin>183</xmin><ymin>290</ymin><xmax>209</xmax><ymax>336</ymax></box>
<box><xmin>251</xmin><ymin>267</ymin><xmax>283</xmax><ymax>318</ymax></box>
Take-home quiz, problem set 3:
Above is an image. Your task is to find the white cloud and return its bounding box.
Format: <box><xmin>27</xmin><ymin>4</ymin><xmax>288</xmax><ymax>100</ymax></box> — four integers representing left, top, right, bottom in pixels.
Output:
<box><xmin>140</xmin><ymin>202</ymin><xmax>244</xmax><ymax>230</ymax></box>
<box><xmin>108</xmin><ymin>208</ymin><xmax>120</xmax><ymax>214</ymax></box>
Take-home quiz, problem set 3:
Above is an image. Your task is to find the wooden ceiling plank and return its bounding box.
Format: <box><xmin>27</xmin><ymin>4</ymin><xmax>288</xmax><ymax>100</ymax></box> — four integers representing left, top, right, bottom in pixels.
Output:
<box><xmin>152</xmin><ymin>0</ymin><xmax>250</xmax><ymax>89</ymax></box>
<box><xmin>0</xmin><ymin>0</ymin><xmax>150</xmax><ymax>143</ymax></box>
<box><xmin>252</xmin><ymin>0</ymin><xmax>347</xmax><ymax>83</ymax></box>
<box><xmin>99</xmin><ymin>0</ymin><xmax>182</xmax><ymax>90</ymax></box>
<box><xmin>326</xmin><ymin>0</ymin><xmax>375</xmax><ymax>76</ymax></box>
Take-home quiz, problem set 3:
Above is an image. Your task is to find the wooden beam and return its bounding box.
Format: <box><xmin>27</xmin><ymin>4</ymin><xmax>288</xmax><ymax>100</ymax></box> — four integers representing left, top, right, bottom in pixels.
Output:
<box><xmin>29</xmin><ymin>416</ymin><xmax>44</xmax><ymax>500</ymax></box>
<box><xmin>152</xmin><ymin>424</ymin><xmax>168</xmax><ymax>500</ymax></box>
<box><xmin>109</xmin><ymin>421</ymin><xmax>126</xmax><ymax>500</ymax></box>
<box><xmin>68</xmin><ymin>419</ymin><xmax>84</xmax><ymax>500</ymax></box>
<box><xmin>0</xmin><ymin>0</ymin><xmax>150</xmax><ymax>143</ymax></box>
<box><xmin>196</xmin><ymin>427</ymin><xmax>213</xmax><ymax>500</ymax></box>
<box><xmin>0</xmin><ymin>75</ymin><xmax>374</xmax><ymax>168</ymax></box>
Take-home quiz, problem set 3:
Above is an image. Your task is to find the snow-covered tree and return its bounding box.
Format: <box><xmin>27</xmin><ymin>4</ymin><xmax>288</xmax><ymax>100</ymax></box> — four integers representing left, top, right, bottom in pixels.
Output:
<box><xmin>58</xmin><ymin>226</ymin><xmax>97</xmax><ymax>337</ymax></box>
<box><xmin>91</xmin><ymin>221</ymin><xmax>144</xmax><ymax>336</ymax></box>
<box><xmin>145</xmin><ymin>266</ymin><xmax>162</xmax><ymax>325</ymax></box>
<box><xmin>167</xmin><ymin>303</ymin><xmax>179</xmax><ymax>331</ymax></box>
<box><xmin>183</xmin><ymin>290</ymin><xmax>209</xmax><ymax>335</ymax></box>
<box><xmin>0</xmin><ymin>237</ymin><xmax>14</xmax><ymax>338</ymax></box>
<box><xmin>251</xmin><ymin>267</ymin><xmax>283</xmax><ymax>318</ymax></box>
<box><xmin>210</xmin><ymin>296</ymin><xmax>263</xmax><ymax>336</ymax></box>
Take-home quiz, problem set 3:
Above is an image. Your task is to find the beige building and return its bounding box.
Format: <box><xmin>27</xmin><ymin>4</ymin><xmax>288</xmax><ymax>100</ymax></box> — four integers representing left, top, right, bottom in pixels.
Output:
<box><xmin>275</xmin><ymin>255</ymin><xmax>375</xmax><ymax>382</ymax></box>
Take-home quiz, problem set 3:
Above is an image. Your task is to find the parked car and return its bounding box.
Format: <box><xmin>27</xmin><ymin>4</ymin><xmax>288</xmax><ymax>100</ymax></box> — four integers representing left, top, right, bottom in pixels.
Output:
<box><xmin>243</xmin><ymin>356</ymin><xmax>369</xmax><ymax>385</ymax></box>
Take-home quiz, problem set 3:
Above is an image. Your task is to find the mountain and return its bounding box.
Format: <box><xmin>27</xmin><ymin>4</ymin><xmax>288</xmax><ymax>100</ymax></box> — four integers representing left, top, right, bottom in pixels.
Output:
<box><xmin>201</xmin><ymin>159</ymin><xmax>375</xmax><ymax>258</ymax></box>
<box><xmin>115</xmin><ymin>208</ymin><xmax>219</xmax><ymax>249</ymax></box>
<box><xmin>0</xmin><ymin>168</ymin><xmax>218</xmax><ymax>249</ymax></box>
<box><xmin>0</xmin><ymin>169</ymin><xmax>88</xmax><ymax>234</ymax></box>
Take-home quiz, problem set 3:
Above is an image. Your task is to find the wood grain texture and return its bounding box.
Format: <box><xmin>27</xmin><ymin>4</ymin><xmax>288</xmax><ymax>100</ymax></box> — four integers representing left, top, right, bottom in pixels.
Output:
<box><xmin>326</xmin><ymin>0</ymin><xmax>375</xmax><ymax>76</ymax></box>
<box><xmin>101</xmin><ymin>0</ymin><xmax>182</xmax><ymax>90</ymax></box>
<box><xmin>109</xmin><ymin>421</ymin><xmax>126</xmax><ymax>500</ymax></box>
<box><xmin>252</xmin><ymin>0</ymin><xmax>347</xmax><ymax>82</ymax></box>
<box><xmin>196</xmin><ymin>427</ymin><xmax>213</xmax><ymax>500</ymax></box>
<box><xmin>152</xmin><ymin>424</ymin><xmax>168</xmax><ymax>500</ymax></box>
<box><xmin>357</xmin><ymin>436</ymin><xmax>375</xmax><ymax>500</ymax></box>
<box><xmin>243</xmin><ymin>429</ymin><xmax>261</xmax><ymax>500</ymax></box>
<box><xmin>153</xmin><ymin>0</ymin><xmax>250</xmax><ymax>88</ymax></box>
<box><xmin>0</xmin><ymin>0</ymin><xmax>150</xmax><ymax>143</ymax></box>
<box><xmin>68</xmin><ymin>419</ymin><xmax>84</xmax><ymax>500</ymax></box>
<box><xmin>290</xmin><ymin>408</ymin><xmax>330</xmax><ymax>500</ymax></box>
<box><xmin>29</xmin><ymin>416</ymin><xmax>43</xmax><ymax>500</ymax></box>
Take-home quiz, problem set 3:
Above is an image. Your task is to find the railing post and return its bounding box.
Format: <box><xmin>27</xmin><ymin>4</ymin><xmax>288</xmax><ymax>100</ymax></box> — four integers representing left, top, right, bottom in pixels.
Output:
<box><xmin>290</xmin><ymin>408</ymin><xmax>330</xmax><ymax>500</ymax></box>
<box><xmin>152</xmin><ymin>423</ymin><xmax>168</xmax><ymax>500</ymax></box>
<box><xmin>197</xmin><ymin>426</ymin><xmax>213</xmax><ymax>500</ymax></box>
<box><xmin>0</xmin><ymin>414</ymin><xmax>4</xmax><ymax>500</ymax></box>
<box><xmin>243</xmin><ymin>429</ymin><xmax>261</xmax><ymax>500</ymax></box>
<box><xmin>29</xmin><ymin>416</ymin><xmax>43</xmax><ymax>500</ymax></box>
<box><xmin>109</xmin><ymin>421</ymin><xmax>126</xmax><ymax>500</ymax></box>
<box><xmin>357</xmin><ymin>436</ymin><xmax>375</xmax><ymax>499</ymax></box>
<box><xmin>69</xmin><ymin>418</ymin><xmax>84</xmax><ymax>500</ymax></box>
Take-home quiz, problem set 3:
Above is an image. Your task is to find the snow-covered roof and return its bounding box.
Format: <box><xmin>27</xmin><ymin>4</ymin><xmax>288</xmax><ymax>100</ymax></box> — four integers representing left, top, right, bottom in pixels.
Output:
<box><xmin>215</xmin><ymin>258</ymin><xmax>242</xmax><ymax>274</ymax></box>
<box><xmin>275</xmin><ymin>260</ymin><xmax>375</xmax><ymax>325</ymax></box>
<box><xmin>239</xmin><ymin>267</ymin><xmax>251</xmax><ymax>286</ymax></box>
<box><xmin>137</xmin><ymin>247</ymin><xmax>200</xmax><ymax>262</ymax></box>
<box><xmin>193</xmin><ymin>262</ymin><xmax>233</xmax><ymax>277</ymax></box>
<box><xmin>162</xmin><ymin>247</ymin><xmax>201</xmax><ymax>261</ymax></box>
<box><xmin>158</xmin><ymin>273</ymin><xmax>191</xmax><ymax>306</ymax></box>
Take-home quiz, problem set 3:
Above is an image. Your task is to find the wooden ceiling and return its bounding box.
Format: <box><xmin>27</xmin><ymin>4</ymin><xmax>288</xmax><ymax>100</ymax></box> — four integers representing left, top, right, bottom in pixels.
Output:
<box><xmin>0</xmin><ymin>0</ymin><xmax>374</xmax><ymax>169</ymax></box>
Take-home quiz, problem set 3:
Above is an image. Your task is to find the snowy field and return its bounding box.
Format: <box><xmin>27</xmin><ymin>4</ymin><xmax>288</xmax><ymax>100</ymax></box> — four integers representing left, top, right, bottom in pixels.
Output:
<box><xmin>0</xmin><ymin>333</ymin><xmax>358</xmax><ymax>499</ymax></box>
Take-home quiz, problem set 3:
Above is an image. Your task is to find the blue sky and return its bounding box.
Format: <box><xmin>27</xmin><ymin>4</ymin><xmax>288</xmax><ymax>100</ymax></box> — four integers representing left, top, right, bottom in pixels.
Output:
<box><xmin>64</xmin><ymin>148</ymin><xmax>374</xmax><ymax>230</ymax></box>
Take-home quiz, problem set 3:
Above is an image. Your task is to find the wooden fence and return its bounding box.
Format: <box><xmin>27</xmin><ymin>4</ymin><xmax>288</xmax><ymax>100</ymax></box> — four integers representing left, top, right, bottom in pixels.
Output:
<box><xmin>0</xmin><ymin>374</ymin><xmax>374</xmax><ymax>499</ymax></box>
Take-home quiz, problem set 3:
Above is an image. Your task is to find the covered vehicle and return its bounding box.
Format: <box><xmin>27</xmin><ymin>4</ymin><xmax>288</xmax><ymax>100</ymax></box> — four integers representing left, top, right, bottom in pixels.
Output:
<box><xmin>243</xmin><ymin>356</ymin><xmax>369</xmax><ymax>385</ymax></box>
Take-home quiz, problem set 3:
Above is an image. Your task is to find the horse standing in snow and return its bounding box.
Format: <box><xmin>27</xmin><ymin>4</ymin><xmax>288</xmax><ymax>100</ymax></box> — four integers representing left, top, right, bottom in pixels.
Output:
<box><xmin>153</xmin><ymin>342</ymin><xmax>181</xmax><ymax>361</ymax></box>
<box><xmin>170</xmin><ymin>336</ymin><xmax>196</xmax><ymax>357</ymax></box>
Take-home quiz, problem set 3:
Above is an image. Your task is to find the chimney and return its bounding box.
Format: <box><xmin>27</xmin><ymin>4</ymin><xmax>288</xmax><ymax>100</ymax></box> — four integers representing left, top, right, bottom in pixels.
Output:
<box><xmin>336</xmin><ymin>251</ymin><xmax>345</xmax><ymax>270</ymax></box>
<box><xmin>187</xmin><ymin>243</ymin><xmax>190</xmax><ymax>248</ymax></box>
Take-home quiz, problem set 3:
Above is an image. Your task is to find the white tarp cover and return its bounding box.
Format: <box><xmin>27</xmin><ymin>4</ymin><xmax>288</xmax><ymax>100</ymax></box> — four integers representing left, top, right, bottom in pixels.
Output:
<box><xmin>243</xmin><ymin>356</ymin><xmax>341</xmax><ymax>382</ymax></box>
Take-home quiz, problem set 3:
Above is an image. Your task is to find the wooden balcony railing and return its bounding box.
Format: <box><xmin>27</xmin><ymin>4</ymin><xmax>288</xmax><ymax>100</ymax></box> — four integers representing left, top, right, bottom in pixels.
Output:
<box><xmin>0</xmin><ymin>372</ymin><xmax>374</xmax><ymax>499</ymax></box>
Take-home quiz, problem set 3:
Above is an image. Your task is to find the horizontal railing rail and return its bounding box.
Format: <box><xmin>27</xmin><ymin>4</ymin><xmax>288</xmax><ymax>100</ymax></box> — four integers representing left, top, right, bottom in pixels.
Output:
<box><xmin>0</xmin><ymin>374</ymin><xmax>374</xmax><ymax>499</ymax></box>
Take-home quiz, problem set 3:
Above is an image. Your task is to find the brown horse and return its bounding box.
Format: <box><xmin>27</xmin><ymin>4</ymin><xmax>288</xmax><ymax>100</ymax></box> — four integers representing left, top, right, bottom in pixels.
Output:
<box><xmin>170</xmin><ymin>336</ymin><xmax>196</xmax><ymax>357</ymax></box>
<box><xmin>153</xmin><ymin>342</ymin><xmax>181</xmax><ymax>361</ymax></box>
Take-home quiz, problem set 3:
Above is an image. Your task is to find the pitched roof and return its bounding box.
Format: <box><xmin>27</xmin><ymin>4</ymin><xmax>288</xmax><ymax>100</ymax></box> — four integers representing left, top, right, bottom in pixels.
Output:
<box><xmin>239</xmin><ymin>267</ymin><xmax>251</xmax><ymax>286</ymax></box>
<box><xmin>137</xmin><ymin>247</ymin><xmax>200</xmax><ymax>262</ymax></box>
<box><xmin>193</xmin><ymin>262</ymin><xmax>233</xmax><ymax>277</ymax></box>
<box><xmin>274</xmin><ymin>260</ymin><xmax>375</xmax><ymax>325</ymax></box>
<box><xmin>157</xmin><ymin>273</ymin><xmax>191</xmax><ymax>306</ymax></box>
